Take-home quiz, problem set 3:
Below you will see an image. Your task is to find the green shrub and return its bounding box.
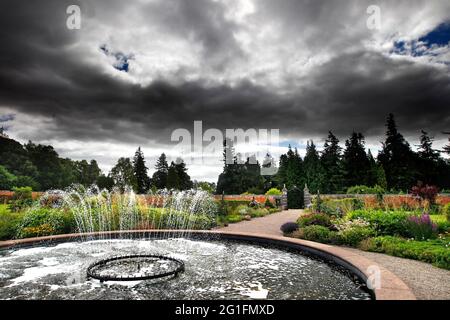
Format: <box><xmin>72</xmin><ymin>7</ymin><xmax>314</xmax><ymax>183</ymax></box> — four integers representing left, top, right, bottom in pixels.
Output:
<box><xmin>234</xmin><ymin>204</ymin><xmax>251</xmax><ymax>216</ymax></box>
<box><xmin>360</xmin><ymin>236</ymin><xmax>450</xmax><ymax>270</ymax></box>
<box><xmin>264</xmin><ymin>198</ymin><xmax>275</xmax><ymax>208</ymax></box>
<box><xmin>313</xmin><ymin>198</ymin><xmax>363</xmax><ymax>217</ymax></box>
<box><xmin>298</xmin><ymin>225</ymin><xmax>332</xmax><ymax>243</ymax></box>
<box><xmin>0</xmin><ymin>205</ymin><xmax>24</xmax><ymax>240</ymax></box>
<box><xmin>227</xmin><ymin>214</ymin><xmax>243</xmax><ymax>223</ymax></box>
<box><xmin>265</xmin><ymin>188</ymin><xmax>282</xmax><ymax>196</ymax></box>
<box><xmin>218</xmin><ymin>200</ymin><xmax>250</xmax><ymax>215</ymax></box>
<box><xmin>250</xmin><ymin>208</ymin><xmax>269</xmax><ymax>218</ymax></box>
<box><xmin>431</xmin><ymin>215</ymin><xmax>450</xmax><ymax>233</ymax></box>
<box><xmin>404</xmin><ymin>214</ymin><xmax>438</xmax><ymax>240</ymax></box>
<box><xmin>347</xmin><ymin>185</ymin><xmax>385</xmax><ymax>195</ymax></box>
<box><xmin>347</xmin><ymin>209</ymin><xmax>412</xmax><ymax>236</ymax></box>
<box><xmin>146</xmin><ymin>208</ymin><xmax>215</xmax><ymax>230</ymax></box>
<box><xmin>280</xmin><ymin>222</ymin><xmax>299</xmax><ymax>234</ymax></box>
<box><xmin>0</xmin><ymin>165</ymin><xmax>16</xmax><ymax>190</ymax></box>
<box><xmin>8</xmin><ymin>186</ymin><xmax>34</xmax><ymax>212</ymax></box>
<box><xmin>297</xmin><ymin>213</ymin><xmax>334</xmax><ymax>229</ymax></box>
<box><xmin>444</xmin><ymin>203</ymin><xmax>450</xmax><ymax>222</ymax></box>
<box><xmin>16</xmin><ymin>208</ymin><xmax>74</xmax><ymax>238</ymax></box>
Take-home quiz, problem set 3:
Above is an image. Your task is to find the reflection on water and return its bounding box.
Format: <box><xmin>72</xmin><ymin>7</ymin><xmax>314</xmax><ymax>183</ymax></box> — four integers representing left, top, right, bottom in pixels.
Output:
<box><xmin>0</xmin><ymin>238</ymin><xmax>371</xmax><ymax>300</ymax></box>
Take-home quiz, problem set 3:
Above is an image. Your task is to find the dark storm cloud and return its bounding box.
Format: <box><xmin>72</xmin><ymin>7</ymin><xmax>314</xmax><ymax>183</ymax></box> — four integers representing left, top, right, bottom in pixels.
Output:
<box><xmin>0</xmin><ymin>0</ymin><xmax>449</xmax><ymax>150</ymax></box>
<box><xmin>138</xmin><ymin>0</ymin><xmax>246</xmax><ymax>70</ymax></box>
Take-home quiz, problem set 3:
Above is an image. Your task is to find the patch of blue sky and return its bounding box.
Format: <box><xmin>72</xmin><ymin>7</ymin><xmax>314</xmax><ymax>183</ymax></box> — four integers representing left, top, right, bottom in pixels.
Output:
<box><xmin>391</xmin><ymin>23</ymin><xmax>450</xmax><ymax>59</ymax></box>
<box><xmin>100</xmin><ymin>44</ymin><xmax>134</xmax><ymax>72</ymax></box>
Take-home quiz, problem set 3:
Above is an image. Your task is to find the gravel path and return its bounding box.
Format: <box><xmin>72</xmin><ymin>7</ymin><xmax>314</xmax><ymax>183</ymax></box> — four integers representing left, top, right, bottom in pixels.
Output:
<box><xmin>218</xmin><ymin>209</ymin><xmax>450</xmax><ymax>300</ymax></box>
<box><xmin>218</xmin><ymin>209</ymin><xmax>302</xmax><ymax>236</ymax></box>
<box><xmin>344</xmin><ymin>248</ymin><xmax>450</xmax><ymax>300</ymax></box>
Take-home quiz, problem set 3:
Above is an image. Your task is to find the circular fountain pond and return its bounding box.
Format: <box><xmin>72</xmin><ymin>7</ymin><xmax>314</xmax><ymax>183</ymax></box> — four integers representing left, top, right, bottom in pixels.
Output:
<box><xmin>0</xmin><ymin>237</ymin><xmax>372</xmax><ymax>300</ymax></box>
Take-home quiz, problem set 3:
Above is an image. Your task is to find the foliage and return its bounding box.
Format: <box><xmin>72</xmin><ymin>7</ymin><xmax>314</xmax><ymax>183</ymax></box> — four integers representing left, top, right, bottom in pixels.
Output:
<box><xmin>430</xmin><ymin>215</ymin><xmax>450</xmax><ymax>233</ymax></box>
<box><xmin>276</xmin><ymin>146</ymin><xmax>304</xmax><ymax>192</ymax></box>
<box><xmin>320</xmin><ymin>131</ymin><xmax>344</xmax><ymax>194</ymax></box>
<box><xmin>444</xmin><ymin>203</ymin><xmax>450</xmax><ymax>222</ymax></box>
<box><xmin>8</xmin><ymin>186</ymin><xmax>33</xmax><ymax>212</ymax></box>
<box><xmin>360</xmin><ymin>236</ymin><xmax>450</xmax><ymax>270</ymax></box>
<box><xmin>335</xmin><ymin>219</ymin><xmax>375</xmax><ymax>246</ymax></box>
<box><xmin>227</xmin><ymin>214</ymin><xmax>243</xmax><ymax>223</ymax></box>
<box><xmin>110</xmin><ymin>157</ymin><xmax>137</xmax><ymax>192</ymax></box>
<box><xmin>346</xmin><ymin>185</ymin><xmax>385</xmax><ymax>195</ymax></box>
<box><xmin>404</xmin><ymin>213</ymin><xmax>438</xmax><ymax>240</ymax></box>
<box><xmin>342</xmin><ymin>132</ymin><xmax>371</xmax><ymax>188</ymax></box>
<box><xmin>0</xmin><ymin>165</ymin><xmax>16</xmax><ymax>190</ymax></box>
<box><xmin>16</xmin><ymin>208</ymin><xmax>74</xmax><ymax>239</ymax></box>
<box><xmin>265</xmin><ymin>188</ymin><xmax>282</xmax><ymax>196</ymax></box>
<box><xmin>250</xmin><ymin>208</ymin><xmax>269</xmax><ymax>218</ymax></box>
<box><xmin>216</xmin><ymin>139</ymin><xmax>264</xmax><ymax>195</ymax></box>
<box><xmin>0</xmin><ymin>205</ymin><xmax>23</xmax><ymax>240</ymax></box>
<box><xmin>295</xmin><ymin>225</ymin><xmax>333</xmax><ymax>243</ymax></box>
<box><xmin>264</xmin><ymin>197</ymin><xmax>275</xmax><ymax>208</ymax></box>
<box><xmin>346</xmin><ymin>209</ymin><xmax>412</xmax><ymax>236</ymax></box>
<box><xmin>133</xmin><ymin>147</ymin><xmax>150</xmax><ymax>194</ymax></box>
<box><xmin>152</xmin><ymin>153</ymin><xmax>169</xmax><ymax>189</ymax></box>
<box><xmin>194</xmin><ymin>181</ymin><xmax>215</xmax><ymax>194</ymax></box>
<box><xmin>280</xmin><ymin>222</ymin><xmax>298</xmax><ymax>234</ymax></box>
<box><xmin>313</xmin><ymin>197</ymin><xmax>364</xmax><ymax>217</ymax></box>
<box><xmin>234</xmin><ymin>204</ymin><xmax>252</xmax><ymax>216</ymax></box>
<box><xmin>297</xmin><ymin>213</ymin><xmax>334</xmax><ymax>229</ymax></box>
<box><xmin>144</xmin><ymin>207</ymin><xmax>215</xmax><ymax>230</ymax></box>
<box><xmin>411</xmin><ymin>181</ymin><xmax>439</xmax><ymax>206</ymax></box>
<box><xmin>303</xmin><ymin>141</ymin><xmax>325</xmax><ymax>193</ymax></box>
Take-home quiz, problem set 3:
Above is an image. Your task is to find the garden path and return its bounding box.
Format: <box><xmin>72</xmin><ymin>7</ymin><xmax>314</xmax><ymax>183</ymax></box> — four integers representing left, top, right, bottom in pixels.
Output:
<box><xmin>218</xmin><ymin>209</ymin><xmax>303</xmax><ymax>236</ymax></box>
<box><xmin>218</xmin><ymin>209</ymin><xmax>450</xmax><ymax>300</ymax></box>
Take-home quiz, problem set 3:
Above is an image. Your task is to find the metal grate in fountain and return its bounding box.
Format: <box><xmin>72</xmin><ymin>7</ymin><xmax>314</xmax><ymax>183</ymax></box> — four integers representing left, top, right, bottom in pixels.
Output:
<box><xmin>86</xmin><ymin>254</ymin><xmax>185</xmax><ymax>282</ymax></box>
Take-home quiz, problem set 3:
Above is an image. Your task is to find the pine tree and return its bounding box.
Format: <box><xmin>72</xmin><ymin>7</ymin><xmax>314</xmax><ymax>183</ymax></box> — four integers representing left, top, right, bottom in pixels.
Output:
<box><xmin>416</xmin><ymin>130</ymin><xmax>443</xmax><ymax>185</ymax></box>
<box><xmin>304</xmin><ymin>140</ymin><xmax>325</xmax><ymax>193</ymax></box>
<box><xmin>133</xmin><ymin>147</ymin><xmax>150</xmax><ymax>194</ymax></box>
<box><xmin>152</xmin><ymin>153</ymin><xmax>169</xmax><ymax>189</ymax></box>
<box><xmin>418</xmin><ymin>131</ymin><xmax>439</xmax><ymax>161</ymax></box>
<box><xmin>174</xmin><ymin>158</ymin><xmax>193</xmax><ymax>190</ymax></box>
<box><xmin>321</xmin><ymin>131</ymin><xmax>344</xmax><ymax>193</ymax></box>
<box><xmin>376</xmin><ymin>164</ymin><xmax>387</xmax><ymax>189</ymax></box>
<box><xmin>443</xmin><ymin>132</ymin><xmax>450</xmax><ymax>155</ymax></box>
<box><xmin>166</xmin><ymin>162</ymin><xmax>179</xmax><ymax>190</ymax></box>
<box><xmin>342</xmin><ymin>132</ymin><xmax>371</xmax><ymax>189</ymax></box>
<box><xmin>377</xmin><ymin>114</ymin><xmax>417</xmax><ymax>191</ymax></box>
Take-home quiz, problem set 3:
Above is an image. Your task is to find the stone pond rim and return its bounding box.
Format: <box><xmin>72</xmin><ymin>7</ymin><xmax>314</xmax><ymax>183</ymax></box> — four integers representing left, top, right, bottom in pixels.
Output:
<box><xmin>0</xmin><ymin>230</ymin><xmax>416</xmax><ymax>300</ymax></box>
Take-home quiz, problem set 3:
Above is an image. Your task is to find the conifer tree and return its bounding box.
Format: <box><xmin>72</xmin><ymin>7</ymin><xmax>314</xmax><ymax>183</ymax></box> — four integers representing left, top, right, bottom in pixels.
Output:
<box><xmin>152</xmin><ymin>153</ymin><xmax>169</xmax><ymax>189</ymax></box>
<box><xmin>377</xmin><ymin>114</ymin><xmax>417</xmax><ymax>191</ymax></box>
<box><xmin>133</xmin><ymin>147</ymin><xmax>150</xmax><ymax>194</ymax></box>
<box><xmin>342</xmin><ymin>132</ymin><xmax>370</xmax><ymax>188</ymax></box>
<box><xmin>321</xmin><ymin>131</ymin><xmax>344</xmax><ymax>193</ymax></box>
<box><xmin>304</xmin><ymin>140</ymin><xmax>325</xmax><ymax>193</ymax></box>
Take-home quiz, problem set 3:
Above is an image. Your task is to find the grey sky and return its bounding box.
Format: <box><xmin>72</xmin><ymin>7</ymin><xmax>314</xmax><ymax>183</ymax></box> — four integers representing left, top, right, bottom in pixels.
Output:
<box><xmin>0</xmin><ymin>0</ymin><xmax>449</xmax><ymax>181</ymax></box>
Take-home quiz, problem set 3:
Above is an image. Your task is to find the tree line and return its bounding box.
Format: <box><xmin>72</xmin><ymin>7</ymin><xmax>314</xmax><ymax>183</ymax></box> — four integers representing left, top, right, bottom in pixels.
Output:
<box><xmin>0</xmin><ymin>136</ymin><xmax>194</xmax><ymax>193</ymax></box>
<box><xmin>2</xmin><ymin>113</ymin><xmax>449</xmax><ymax>194</ymax></box>
<box><xmin>216</xmin><ymin>114</ymin><xmax>450</xmax><ymax>194</ymax></box>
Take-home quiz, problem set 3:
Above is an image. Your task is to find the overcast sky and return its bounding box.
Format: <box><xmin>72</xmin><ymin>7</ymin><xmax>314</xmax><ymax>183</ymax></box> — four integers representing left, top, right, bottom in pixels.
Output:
<box><xmin>0</xmin><ymin>0</ymin><xmax>449</xmax><ymax>181</ymax></box>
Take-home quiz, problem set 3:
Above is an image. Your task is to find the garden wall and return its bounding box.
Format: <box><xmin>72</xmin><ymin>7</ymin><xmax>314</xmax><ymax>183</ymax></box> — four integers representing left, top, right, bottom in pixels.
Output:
<box><xmin>311</xmin><ymin>194</ymin><xmax>450</xmax><ymax>207</ymax></box>
<box><xmin>0</xmin><ymin>190</ymin><xmax>44</xmax><ymax>204</ymax></box>
<box><xmin>213</xmin><ymin>195</ymin><xmax>279</xmax><ymax>204</ymax></box>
